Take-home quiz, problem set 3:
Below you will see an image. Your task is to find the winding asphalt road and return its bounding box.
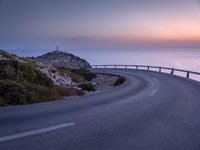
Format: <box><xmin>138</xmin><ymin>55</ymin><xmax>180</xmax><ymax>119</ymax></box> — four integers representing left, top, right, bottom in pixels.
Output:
<box><xmin>1</xmin><ymin>69</ymin><xmax>200</xmax><ymax>150</ymax></box>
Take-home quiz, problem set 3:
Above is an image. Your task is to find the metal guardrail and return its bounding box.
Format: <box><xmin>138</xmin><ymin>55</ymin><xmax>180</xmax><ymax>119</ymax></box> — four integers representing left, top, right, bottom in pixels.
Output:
<box><xmin>91</xmin><ymin>65</ymin><xmax>200</xmax><ymax>80</ymax></box>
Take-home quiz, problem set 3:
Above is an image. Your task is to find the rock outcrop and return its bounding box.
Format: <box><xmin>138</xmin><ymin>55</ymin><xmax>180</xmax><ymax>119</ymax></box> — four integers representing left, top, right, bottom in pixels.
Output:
<box><xmin>35</xmin><ymin>50</ymin><xmax>91</xmax><ymax>69</ymax></box>
<box><xmin>36</xmin><ymin>62</ymin><xmax>75</xmax><ymax>87</ymax></box>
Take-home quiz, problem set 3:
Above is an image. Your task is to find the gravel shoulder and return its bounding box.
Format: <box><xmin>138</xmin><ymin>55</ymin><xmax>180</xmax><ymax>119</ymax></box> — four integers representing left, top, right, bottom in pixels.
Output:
<box><xmin>91</xmin><ymin>73</ymin><xmax>119</xmax><ymax>91</ymax></box>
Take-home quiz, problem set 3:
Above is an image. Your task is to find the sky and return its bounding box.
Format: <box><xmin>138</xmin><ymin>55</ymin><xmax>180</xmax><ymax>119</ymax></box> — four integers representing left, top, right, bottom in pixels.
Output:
<box><xmin>1</xmin><ymin>0</ymin><xmax>200</xmax><ymax>51</ymax></box>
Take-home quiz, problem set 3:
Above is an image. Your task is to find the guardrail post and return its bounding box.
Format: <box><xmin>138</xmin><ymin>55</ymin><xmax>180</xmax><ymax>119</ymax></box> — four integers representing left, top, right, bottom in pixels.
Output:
<box><xmin>159</xmin><ymin>67</ymin><xmax>161</xmax><ymax>72</ymax></box>
<box><xmin>136</xmin><ymin>65</ymin><xmax>138</xmax><ymax>70</ymax></box>
<box><xmin>147</xmin><ymin>66</ymin><xmax>149</xmax><ymax>71</ymax></box>
<box><xmin>125</xmin><ymin>65</ymin><xmax>127</xmax><ymax>69</ymax></box>
<box><xmin>171</xmin><ymin>68</ymin><xmax>174</xmax><ymax>75</ymax></box>
<box><xmin>186</xmin><ymin>72</ymin><xmax>190</xmax><ymax>78</ymax></box>
<box><xmin>114</xmin><ymin>65</ymin><xmax>116</xmax><ymax>69</ymax></box>
<box><xmin>105</xmin><ymin>65</ymin><xmax>106</xmax><ymax>69</ymax></box>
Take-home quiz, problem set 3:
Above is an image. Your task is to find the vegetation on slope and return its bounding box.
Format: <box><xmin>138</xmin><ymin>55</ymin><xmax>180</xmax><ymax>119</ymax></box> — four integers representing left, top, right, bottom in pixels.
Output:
<box><xmin>0</xmin><ymin>59</ymin><xmax>84</xmax><ymax>106</ymax></box>
<box><xmin>56</xmin><ymin>67</ymin><xmax>97</xmax><ymax>91</ymax></box>
<box><xmin>78</xmin><ymin>83</ymin><xmax>95</xmax><ymax>91</ymax></box>
<box><xmin>71</xmin><ymin>68</ymin><xmax>97</xmax><ymax>81</ymax></box>
<box><xmin>56</xmin><ymin>67</ymin><xmax>97</xmax><ymax>83</ymax></box>
<box><xmin>0</xmin><ymin>60</ymin><xmax>54</xmax><ymax>86</ymax></box>
<box><xmin>113</xmin><ymin>76</ymin><xmax>127</xmax><ymax>86</ymax></box>
<box><xmin>0</xmin><ymin>50</ymin><xmax>17</xmax><ymax>60</ymax></box>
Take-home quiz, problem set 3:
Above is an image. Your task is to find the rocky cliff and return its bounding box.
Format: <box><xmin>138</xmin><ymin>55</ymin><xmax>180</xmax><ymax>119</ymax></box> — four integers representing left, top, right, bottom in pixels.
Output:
<box><xmin>35</xmin><ymin>50</ymin><xmax>91</xmax><ymax>69</ymax></box>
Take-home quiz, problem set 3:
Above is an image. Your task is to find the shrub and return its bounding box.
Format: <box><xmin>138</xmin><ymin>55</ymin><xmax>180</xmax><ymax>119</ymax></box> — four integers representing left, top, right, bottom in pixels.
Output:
<box><xmin>78</xmin><ymin>83</ymin><xmax>95</xmax><ymax>91</ymax></box>
<box><xmin>56</xmin><ymin>67</ymin><xmax>96</xmax><ymax>82</ymax></box>
<box><xmin>0</xmin><ymin>50</ymin><xmax>16</xmax><ymax>60</ymax></box>
<box><xmin>0</xmin><ymin>79</ymin><xmax>85</xmax><ymax>106</ymax></box>
<box><xmin>56</xmin><ymin>67</ymin><xmax>83</xmax><ymax>83</ymax></box>
<box><xmin>0</xmin><ymin>97</ymin><xmax>6</xmax><ymax>106</ymax></box>
<box><xmin>72</xmin><ymin>68</ymin><xmax>96</xmax><ymax>81</ymax></box>
<box><xmin>113</xmin><ymin>76</ymin><xmax>127</xmax><ymax>86</ymax></box>
<box><xmin>0</xmin><ymin>60</ymin><xmax>54</xmax><ymax>87</ymax></box>
<box><xmin>51</xmin><ymin>86</ymin><xmax>85</xmax><ymax>97</ymax></box>
<box><xmin>66</xmin><ymin>88</ymin><xmax>85</xmax><ymax>96</ymax></box>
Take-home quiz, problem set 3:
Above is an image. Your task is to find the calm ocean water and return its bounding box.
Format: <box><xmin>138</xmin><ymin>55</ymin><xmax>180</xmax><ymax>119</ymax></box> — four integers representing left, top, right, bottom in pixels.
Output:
<box><xmin>66</xmin><ymin>48</ymin><xmax>200</xmax><ymax>71</ymax></box>
<box><xmin>10</xmin><ymin>48</ymin><xmax>200</xmax><ymax>80</ymax></box>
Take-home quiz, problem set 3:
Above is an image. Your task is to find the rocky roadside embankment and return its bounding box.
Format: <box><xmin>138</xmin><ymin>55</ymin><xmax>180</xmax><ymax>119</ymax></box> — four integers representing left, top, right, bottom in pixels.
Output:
<box><xmin>32</xmin><ymin>50</ymin><xmax>121</xmax><ymax>92</ymax></box>
<box><xmin>0</xmin><ymin>49</ymin><xmax>126</xmax><ymax>106</ymax></box>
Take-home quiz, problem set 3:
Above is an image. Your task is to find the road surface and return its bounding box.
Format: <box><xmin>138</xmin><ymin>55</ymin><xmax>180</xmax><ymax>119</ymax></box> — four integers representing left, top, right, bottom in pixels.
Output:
<box><xmin>1</xmin><ymin>69</ymin><xmax>200</xmax><ymax>150</ymax></box>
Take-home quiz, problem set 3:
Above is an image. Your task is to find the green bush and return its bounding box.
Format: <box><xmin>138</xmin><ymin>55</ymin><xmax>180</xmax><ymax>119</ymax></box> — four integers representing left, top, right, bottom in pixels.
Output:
<box><xmin>113</xmin><ymin>76</ymin><xmax>127</xmax><ymax>86</ymax></box>
<box><xmin>0</xmin><ymin>60</ymin><xmax>54</xmax><ymax>87</ymax></box>
<box><xmin>51</xmin><ymin>86</ymin><xmax>85</xmax><ymax>97</ymax></box>
<box><xmin>56</xmin><ymin>67</ymin><xmax>83</xmax><ymax>83</ymax></box>
<box><xmin>0</xmin><ymin>79</ymin><xmax>85</xmax><ymax>106</ymax></box>
<box><xmin>0</xmin><ymin>50</ymin><xmax>16</xmax><ymax>60</ymax></box>
<box><xmin>56</xmin><ymin>67</ymin><xmax>96</xmax><ymax>82</ymax></box>
<box><xmin>0</xmin><ymin>97</ymin><xmax>6</xmax><ymax>106</ymax></box>
<box><xmin>78</xmin><ymin>83</ymin><xmax>95</xmax><ymax>91</ymax></box>
<box><xmin>72</xmin><ymin>68</ymin><xmax>96</xmax><ymax>81</ymax></box>
<box><xmin>0</xmin><ymin>60</ymin><xmax>85</xmax><ymax>106</ymax></box>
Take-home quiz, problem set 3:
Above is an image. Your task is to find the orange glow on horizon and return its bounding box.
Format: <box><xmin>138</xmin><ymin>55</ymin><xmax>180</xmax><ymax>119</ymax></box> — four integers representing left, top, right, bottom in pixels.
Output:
<box><xmin>101</xmin><ymin>21</ymin><xmax>200</xmax><ymax>43</ymax></box>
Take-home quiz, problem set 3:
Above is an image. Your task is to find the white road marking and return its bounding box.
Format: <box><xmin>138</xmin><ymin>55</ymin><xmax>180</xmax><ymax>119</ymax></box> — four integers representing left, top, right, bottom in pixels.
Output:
<box><xmin>0</xmin><ymin>122</ymin><xmax>75</xmax><ymax>142</ymax></box>
<box><xmin>153</xmin><ymin>78</ymin><xmax>158</xmax><ymax>82</ymax></box>
<box><xmin>149</xmin><ymin>89</ymin><xmax>158</xmax><ymax>96</ymax></box>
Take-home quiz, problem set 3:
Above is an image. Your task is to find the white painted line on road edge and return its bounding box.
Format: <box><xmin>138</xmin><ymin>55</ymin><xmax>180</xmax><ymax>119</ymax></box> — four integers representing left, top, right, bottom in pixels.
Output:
<box><xmin>149</xmin><ymin>89</ymin><xmax>158</xmax><ymax>96</ymax></box>
<box><xmin>153</xmin><ymin>78</ymin><xmax>158</xmax><ymax>82</ymax></box>
<box><xmin>0</xmin><ymin>122</ymin><xmax>75</xmax><ymax>142</ymax></box>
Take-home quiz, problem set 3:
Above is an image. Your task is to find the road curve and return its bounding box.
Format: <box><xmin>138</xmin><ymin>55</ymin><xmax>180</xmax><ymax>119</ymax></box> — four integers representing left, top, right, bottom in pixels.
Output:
<box><xmin>1</xmin><ymin>68</ymin><xmax>200</xmax><ymax>150</ymax></box>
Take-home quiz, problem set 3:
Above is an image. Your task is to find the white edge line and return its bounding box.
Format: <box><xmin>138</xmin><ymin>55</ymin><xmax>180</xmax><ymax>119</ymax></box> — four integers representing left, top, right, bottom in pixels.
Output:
<box><xmin>0</xmin><ymin>122</ymin><xmax>75</xmax><ymax>142</ymax></box>
<box><xmin>153</xmin><ymin>78</ymin><xmax>158</xmax><ymax>82</ymax></box>
<box><xmin>149</xmin><ymin>89</ymin><xmax>158</xmax><ymax>96</ymax></box>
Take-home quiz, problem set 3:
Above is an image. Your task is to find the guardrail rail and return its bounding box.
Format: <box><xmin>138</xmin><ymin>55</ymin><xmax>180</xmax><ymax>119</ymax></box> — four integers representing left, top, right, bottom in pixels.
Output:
<box><xmin>91</xmin><ymin>65</ymin><xmax>200</xmax><ymax>81</ymax></box>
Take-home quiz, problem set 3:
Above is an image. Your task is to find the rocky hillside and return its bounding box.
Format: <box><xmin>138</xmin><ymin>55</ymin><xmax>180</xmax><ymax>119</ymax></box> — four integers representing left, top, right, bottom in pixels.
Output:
<box><xmin>0</xmin><ymin>50</ymin><xmax>85</xmax><ymax>106</ymax></box>
<box><xmin>35</xmin><ymin>62</ymin><xmax>96</xmax><ymax>87</ymax></box>
<box><xmin>0</xmin><ymin>49</ymin><xmax>122</xmax><ymax>107</ymax></box>
<box><xmin>35</xmin><ymin>50</ymin><xmax>91</xmax><ymax>69</ymax></box>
